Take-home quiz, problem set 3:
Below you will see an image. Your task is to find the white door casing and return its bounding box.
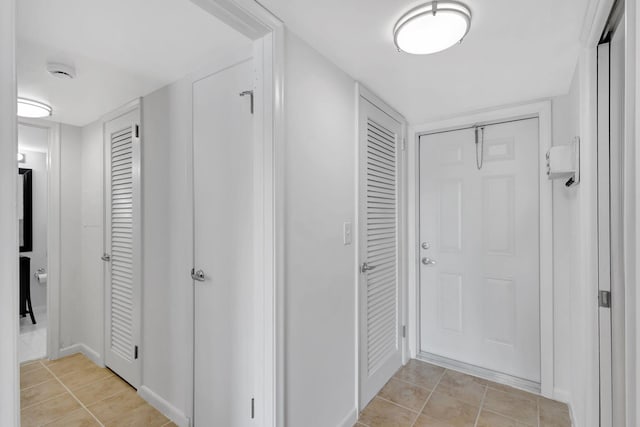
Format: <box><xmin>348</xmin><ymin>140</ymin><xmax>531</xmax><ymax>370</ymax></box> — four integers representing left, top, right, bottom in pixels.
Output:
<box><xmin>103</xmin><ymin>105</ymin><xmax>142</xmax><ymax>388</ymax></box>
<box><xmin>358</xmin><ymin>95</ymin><xmax>404</xmax><ymax>409</ymax></box>
<box><xmin>418</xmin><ymin>118</ymin><xmax>541</xmax><ymax>385</ymax></box>
<box><xmin>193</xmin><ymin>59</ymin><xmax>255</xmax><ymax>426</ymax></box>
<box><xmin>597</xmin><ymin>14</ymin><xmax>627</xmax><ymax>426</ymax></box>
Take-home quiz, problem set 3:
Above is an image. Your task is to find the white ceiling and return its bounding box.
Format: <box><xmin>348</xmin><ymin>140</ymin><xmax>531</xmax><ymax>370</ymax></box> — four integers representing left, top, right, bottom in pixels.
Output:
<box><xmin>18</xmin><ymin>124</ymin><xmax>49</xmax><ymax>153</ymax></box>
<box><xmin>17</xmin><ymin>0</ymin><xmax>251</xmax><ymax>127</ymax></box>
<box><xmin>260</xmin><ymin>0</ymin><xmax>588</xmax><ymax>123</ymax></box>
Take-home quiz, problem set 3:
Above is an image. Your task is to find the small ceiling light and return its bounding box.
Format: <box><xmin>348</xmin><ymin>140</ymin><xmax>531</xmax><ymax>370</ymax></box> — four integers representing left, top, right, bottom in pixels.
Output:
<box><xmin>17</xmin><ymin>98</ymin><xmax>52</xmax><ymax>118</ymax></box>
<box><xmin>393</xmin><ymin>1</ymin><xmax>472</xmax><ymax>55</ymax></box>
<box><xmin>47</xmin><ymin>62</ymin><xmax>76</xmax><ymax>80</ymax></box>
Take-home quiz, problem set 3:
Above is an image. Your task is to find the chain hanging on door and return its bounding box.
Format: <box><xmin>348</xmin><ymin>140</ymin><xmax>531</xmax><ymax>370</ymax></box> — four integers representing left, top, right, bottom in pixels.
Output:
<box><xmin>474</xmin><ymin>126</ymin><xmax>485</xmax><ymax>170</ymax></box>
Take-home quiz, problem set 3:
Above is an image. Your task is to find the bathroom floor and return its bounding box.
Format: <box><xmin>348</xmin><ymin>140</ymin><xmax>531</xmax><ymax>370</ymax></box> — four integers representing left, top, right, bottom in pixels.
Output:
<box><xmin>357</xmin><ymin>359</ymin><xmax>572</xmax><ymax>427</ymax></box>
<box><xmin>20</xmin><ymin>307</ymin><xmax>47</xmax><ymax>363</ymax></box>
<box><xmin>20</xmin><ymin>353</ymin><xmax>177</xmax><ymax>427</ymax></box>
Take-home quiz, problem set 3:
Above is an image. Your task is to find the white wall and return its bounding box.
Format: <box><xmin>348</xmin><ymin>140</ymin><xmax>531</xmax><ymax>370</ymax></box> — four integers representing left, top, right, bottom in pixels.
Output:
<box><xmin>283</xmin><ymin>32</ymin><xmax>358</xmax><ymax>427</ymax></box>
<box><xmin>59</xmin><ymin>124</ymin><xmax>83</xmax><ymax>350</ymax></box>
<box><xmin>549</xmin><ymin>68</ymin><xmax>585</xmax><ymax>416</ymax></box>
<box><xmin>140</xmin><ymin>78</ymin><xmax>193</xmax><ymax>420</ymax></box>
<box><xmin>558</xmin><ymin>50</ymin><xmax>600</xmax><ymax>427</ymax></box>
<box><xmin>18</xmin><ymin>149</ymin><xmax>48</xmax><ymax>310</ymax></box>
<box><xmin>78</xmin><ymin>121</ymin><xmax>104</xmax><ymax>354</ymax></box>
<box><xmin>549</xmin><ymin>95</ymin><xmax>574</xmax><ymax>400</ymax></box>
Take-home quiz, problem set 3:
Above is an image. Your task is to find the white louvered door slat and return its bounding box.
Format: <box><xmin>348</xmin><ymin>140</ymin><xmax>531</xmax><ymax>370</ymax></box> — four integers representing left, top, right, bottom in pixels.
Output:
<box><xmin>104</xmin><ymin>107</ymin><xmax>141</xmax><ymax>388</ymax></box>
<box><xmin>359</xmin><ymin>97</ymin><xmax>403</xmax><ymax>409</ymax></box>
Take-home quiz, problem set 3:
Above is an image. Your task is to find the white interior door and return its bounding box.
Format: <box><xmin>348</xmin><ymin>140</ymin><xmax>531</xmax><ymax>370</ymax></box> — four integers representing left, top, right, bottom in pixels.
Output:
<box><xmin>358</xmin><ymin>97</ymin><xmax>403</xmax><ymax>409</ymax></box>
<box><xmin>193</xmin><ymin>59</ymin><xmax>255</xmax><ymax>426</ymax></box>
<box><xmin>418</xmin><ymin>118</ymin><xmax>540</xmax><ymax>384</ymax></box>
<box><xmin>104</xmin><ymin>107</ymin><xmax>142</xmax><ymax>388</ymax></box>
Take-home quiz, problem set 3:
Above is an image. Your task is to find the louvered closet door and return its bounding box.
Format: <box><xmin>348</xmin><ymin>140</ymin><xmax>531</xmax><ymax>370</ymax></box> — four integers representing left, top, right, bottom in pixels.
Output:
<box><xmin>358</xmin><ymin>97</ymin><xmax>403</xmax><ymax>408</ymax></box>
<box><xmin>104</xmin><ymin>108</ymin><xmax>141</xmax><ymax>388</ymax></box>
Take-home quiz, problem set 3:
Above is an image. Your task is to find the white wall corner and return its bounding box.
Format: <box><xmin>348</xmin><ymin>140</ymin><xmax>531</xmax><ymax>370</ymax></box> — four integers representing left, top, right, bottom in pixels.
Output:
<box><xmin>58</xmin><ymin>343</ymin><xmax>104</xmax><ymax>368</ymax></box>
<box><xmin>138</xmin><ymin>386</ymin><xmax>190</xmax><ymax>427</ymax></box>
<box><xmin>337</xmin><ymin>407</ymin><xmax>358</xmax><ymax>427</ymax></box>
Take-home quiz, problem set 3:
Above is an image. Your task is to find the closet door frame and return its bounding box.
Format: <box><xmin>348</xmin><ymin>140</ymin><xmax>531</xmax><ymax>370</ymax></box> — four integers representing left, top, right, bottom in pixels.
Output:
<box><xmin>409</xmin><ymin>101</ymin><xmax>554</xmax><ymax>397</ymax></box>
<box><xmin>356</xmin><ymin>83</ymin><xmax>408</xmax><ymax>409</ymax></box>
<box><xmin>102</xmin><ymin>99</ymin><xmax>142</xmax><ymax>387</ymax></box>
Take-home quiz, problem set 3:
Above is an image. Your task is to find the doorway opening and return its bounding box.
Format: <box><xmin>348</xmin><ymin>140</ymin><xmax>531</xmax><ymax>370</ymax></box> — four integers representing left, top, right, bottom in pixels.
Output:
<box><xmin>18</xmin><ymin>123</ymin><xmax>49</xmax><ymax>363</ymax></box>
<box><xmin>410</xmin><ymin>102</ymin><xmax>554</xmax><ymax>397</ymax></box>
<box><xmin>13</xmin><ymin>0</ymin><xmax>283</xmax><ymax>426</ymax></box>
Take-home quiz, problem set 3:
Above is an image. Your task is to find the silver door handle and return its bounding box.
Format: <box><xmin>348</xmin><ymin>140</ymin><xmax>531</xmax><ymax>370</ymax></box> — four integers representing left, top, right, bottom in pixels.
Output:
<box><xmin>421</xmin><ymin>257</ymin><xmax>436</xmax><ymax>266</ymax></box>
<box><xmin>191</xmin><ymin>268</ymin><xmax>206</xmax><ymax>282</ymax></box>
<box><xmin>361</xmin><ymin>262</ymin><xmax>377</xmax><ymax>273</ymax></box>
<box><xmin>101</xmin><ymin>253</ymin><xmax>111</xmax><ymax>262</ymax></box>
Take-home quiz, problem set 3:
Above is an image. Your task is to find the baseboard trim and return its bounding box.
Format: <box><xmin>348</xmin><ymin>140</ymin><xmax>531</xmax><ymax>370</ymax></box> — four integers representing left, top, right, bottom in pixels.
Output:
<box><xmin>337</xmin><ymin>407</ymin><xmax>358</xmax><ymax>427</ymax></box>
<box><xmin>58</xmin><ymin>343</ymin><xmax>104</xmax><ymax>367</ymax></box>
<box><xmin>567</xmin><ymin>399</ymin><xmax>576</xmax><ymax>427</ymax></box>
<box><xmin>553</xmin><ymin>388</ymin><xmax>571</xmax><ymax>404</ymax></box>
<box><xmin>417</xmin><ymin>352</ymin><xmax>541</xmax><ymax>394</ymax></box>
<box><xmin>138</xmin><ymin>386</ymin><xmax>190</xmax><ymax>427</ymax></box>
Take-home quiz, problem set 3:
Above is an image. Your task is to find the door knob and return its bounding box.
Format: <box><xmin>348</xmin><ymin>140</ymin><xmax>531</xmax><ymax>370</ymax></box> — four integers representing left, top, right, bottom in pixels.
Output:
<box><xmin>421</xmin><ymin>257</ymin><xmax>436</xmax><ymax>266</ymax></box>
<box><xmin>361</xmin><ymin>262</ymin><xmax>377</xmax><ymax>273</ymax></box>
<box><xmin>191</xmin><ymin>268</ymin><xmax>206</xmax><ymax>282</ymax></box>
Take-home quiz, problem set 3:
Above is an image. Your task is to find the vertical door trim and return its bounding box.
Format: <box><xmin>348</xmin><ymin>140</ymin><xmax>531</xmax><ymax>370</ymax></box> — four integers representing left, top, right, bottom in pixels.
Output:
<box><xmin>409</xmin><ymin>101</ymin><xmax>555</xmax><ymax>397</ymax></box>
<box><xmin>596</xmin><ymin>41</ymin><xmax>613</xmax><ymax>427</ymax></box>
<box><xmin>356</xmin><ymin>83</ymin><xmax>407</xmax><ymax>410</ymax></box>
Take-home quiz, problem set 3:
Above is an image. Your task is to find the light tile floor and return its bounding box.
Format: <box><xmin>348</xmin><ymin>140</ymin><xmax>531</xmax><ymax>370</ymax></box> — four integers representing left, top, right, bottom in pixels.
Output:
<box><xmin>20</xmin><ymin>307</ymin><xmax>48</xmax><ymax>363</ymax></box>
<box><xmin>357</xmin><ymin>359</ymin><xmax>572</xmax><ymax>427</ymax></box>
<box><xmin>20</xmin><ymin>353</ymin><xmax>177</xmax><ymax>427</ymax></box>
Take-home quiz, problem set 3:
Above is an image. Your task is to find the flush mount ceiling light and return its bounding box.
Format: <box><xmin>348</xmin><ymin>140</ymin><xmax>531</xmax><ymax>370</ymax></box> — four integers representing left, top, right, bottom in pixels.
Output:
<box><xmin>17</xmin><ymin>98</ymin><xmax>52</xmax><ymax>118</ymax></box>
<box><xmin>393</xmin><ymin>1</ymin><xmax>471</xmax><ymax>55</ymax></box>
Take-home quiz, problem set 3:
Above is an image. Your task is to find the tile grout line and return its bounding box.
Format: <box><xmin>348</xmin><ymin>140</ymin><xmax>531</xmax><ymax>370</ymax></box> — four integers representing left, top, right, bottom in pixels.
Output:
<box><xmin>472</xmin><ymin>385</ymin><xmax>488</xmax><ymax>427</ymax></box>
<box><xmin>19</xmin><ymin>362</ymin><xmax>69</xmax><ymax>411</ymax></box>
<box><xmin>409</xmin><ymin>367</ymin><xmax>448</xmax><ymax>427</ymax></box>
<box><xmin>39</xmin><ymin>360</ymin><xmax>105</xmax><ymax>427</ymax></box>
<box><xmin>375</xmin><ymin>395</ymin><xmax>423</xmax><ymax>415</ymax></box>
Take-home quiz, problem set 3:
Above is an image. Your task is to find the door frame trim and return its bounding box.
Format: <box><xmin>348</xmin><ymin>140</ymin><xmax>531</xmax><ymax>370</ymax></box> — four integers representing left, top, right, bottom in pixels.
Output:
<box><xmin>0</xmin><ymin>0</ymin><xmax>289</xmax><ymax>425</ymax></box>
<box><xmin>186</xmin><ymin>1</ymin><xmax>285</xmax><ymax>426</ymax></box>
<box><xmin>17</xmin><ymin>119</ymin><xmax>62</xmax><ymax>362</ymax></box>
<box><xmin>408</xmin><ymin>100</ymin><xmax>554</xmax><ymax>397</ymax></box>
<box><xmin>355</xmin><ymin>83</ymin><xmax>408</xmax><ymax>410</ymax></box>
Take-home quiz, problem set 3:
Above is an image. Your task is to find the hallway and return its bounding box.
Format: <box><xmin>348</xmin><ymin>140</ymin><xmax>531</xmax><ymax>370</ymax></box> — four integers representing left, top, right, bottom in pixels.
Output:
<box><xmin>357</xmin><ymin>360</ymin><xmax>571</xmax><ymax>427</ymax></box>
<box><xmin>20</xmin><ymin>354</ymin><xmax>176</xmax><ymax>427</ymax></box>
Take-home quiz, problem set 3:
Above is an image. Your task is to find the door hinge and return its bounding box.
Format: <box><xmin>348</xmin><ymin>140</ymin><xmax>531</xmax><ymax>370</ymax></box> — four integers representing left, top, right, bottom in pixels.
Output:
<box><xmin>402</xmin><ymin>325</ymin><xmax>406</xmax><ymax>338</ymax></box>
<box><xmin>599</xmin><ymin>290</ymin><xmax>611</xmax><ymax>308</ymax></box>
<box><xmin>250</xmin><ymin>397</ymin><xmax>255</xmax><ymax>419</ymax></box>
<box><xmin>135</xmin><ymin>124</ymin><xmax>140</xmax><ymax>138</ymax></box>
<box><xmin>239</xmin><ymin>90</ymin><xmax>254</xmax><ymax>114</ymax></box>
<box><xmin>134</xmin><ymin>345</ymin><xmax>139</xmax><ymax>359</ymax></box>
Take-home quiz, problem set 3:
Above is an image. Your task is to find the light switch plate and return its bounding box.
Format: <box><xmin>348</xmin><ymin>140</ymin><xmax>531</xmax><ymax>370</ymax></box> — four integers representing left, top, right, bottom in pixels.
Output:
<box><xmin>343</xmin><ymin>222</ymin><xmax>352</xmax><ymax>245</ymax></box>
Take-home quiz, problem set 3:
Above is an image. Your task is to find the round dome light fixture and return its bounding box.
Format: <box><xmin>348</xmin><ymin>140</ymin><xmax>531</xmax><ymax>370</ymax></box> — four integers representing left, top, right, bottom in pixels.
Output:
<box><xmin>17</xmin><ymin>98</ymin><xmax>52</xmax><ymax>118</ymax></box>
<box><xmin>393</xmin><ymin>1</ymin><xmax>471</xmax><ymax>55</ymax></box>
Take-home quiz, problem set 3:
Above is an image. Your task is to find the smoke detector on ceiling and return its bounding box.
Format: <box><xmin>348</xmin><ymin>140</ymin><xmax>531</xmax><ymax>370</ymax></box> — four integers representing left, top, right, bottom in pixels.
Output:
<box><xmin>46</xmin><ymin>62</ymin><xmax>76</xmax><ymax>79</ymax></box>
